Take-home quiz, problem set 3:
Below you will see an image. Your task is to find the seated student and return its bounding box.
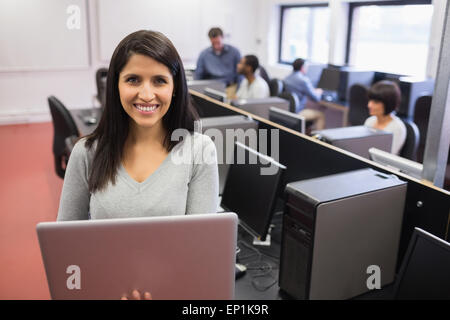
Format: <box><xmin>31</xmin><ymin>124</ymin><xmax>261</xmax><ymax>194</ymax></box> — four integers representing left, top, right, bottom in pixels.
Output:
<box><xmin>283</xmin><ymin>58</ymin><xmax>325</xmax><ymax>130</ymax></box>
<box><xmin>235</xmin><ymin>55</ymin><xmax>270</xmax><ymax>99</ymax></box>
<box><xmin>194</xmin><ymin>27</ymin><xmax>241</xmax><ymax>87</ymax></box>
<box><xmin>364</xmin><ymin>80</ymin><xmax>407</xmax><ymax>155</ymax></box>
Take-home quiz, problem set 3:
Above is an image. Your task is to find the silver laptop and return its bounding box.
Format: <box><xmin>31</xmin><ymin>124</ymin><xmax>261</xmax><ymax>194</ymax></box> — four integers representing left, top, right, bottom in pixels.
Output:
<box><xmin>37</xmin><ymin>212</ymin><xmax>237</xmax><ymax>300</ymax></box>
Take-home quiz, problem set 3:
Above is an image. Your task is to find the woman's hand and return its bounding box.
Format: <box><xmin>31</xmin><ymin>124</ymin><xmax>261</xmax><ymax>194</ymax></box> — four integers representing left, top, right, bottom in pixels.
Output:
<box><xmin>121</xmin><ymin>289</ymin><xmax>152</xmax><ymax>300</ymax></box>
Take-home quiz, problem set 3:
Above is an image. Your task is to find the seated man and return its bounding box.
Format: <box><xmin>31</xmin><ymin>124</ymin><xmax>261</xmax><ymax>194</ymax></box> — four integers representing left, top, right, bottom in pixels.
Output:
<box><xmin>284</xmin><ymin>58</ymin><xmax>325</xmax><ymax>130</ymax></box>
<box><xmin>194</xmin><ymin>27</ymin><xmax>241</xmax><ymax>87</ymax></box>
<box><xmin>235</xmin><ymin>55</ymin><xmax>270</xmax><ymax>99</ymax></box>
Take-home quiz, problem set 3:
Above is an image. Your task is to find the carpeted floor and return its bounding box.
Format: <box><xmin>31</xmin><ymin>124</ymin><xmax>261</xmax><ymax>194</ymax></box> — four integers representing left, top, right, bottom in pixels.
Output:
<box><xmin>0</xmin><ymin>122</ymin><xmax>62</xmax><ymax>299</ymax></box>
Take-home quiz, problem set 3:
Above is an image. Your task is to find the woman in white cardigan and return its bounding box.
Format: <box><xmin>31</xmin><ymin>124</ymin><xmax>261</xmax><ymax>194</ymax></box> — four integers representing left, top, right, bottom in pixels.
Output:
<box><xmin>364</xmin><ymin>80</ymin><xmax>407</xmax><ymax>155</ymax></box>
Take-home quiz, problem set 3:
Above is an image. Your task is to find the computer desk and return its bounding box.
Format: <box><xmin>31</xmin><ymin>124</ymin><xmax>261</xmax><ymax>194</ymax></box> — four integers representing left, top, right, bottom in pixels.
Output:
<box><xmin>234</xmin><ymin>212</ymin><xmax>285</xmax><ymax>300</ymax></box>
<box><xmin>319</xmin><ymin>100</ymin><xmax>349</xmax><ymax>127</ymax></box>
<box><xmin>234</xmin><ymin>212</ymin><xmax>395</xmax><ymax>300</ymax></box>
<box><xmin>70</xmin><ymin>107</ymin><xmax>102</xmax><ymax>136</ymax></box>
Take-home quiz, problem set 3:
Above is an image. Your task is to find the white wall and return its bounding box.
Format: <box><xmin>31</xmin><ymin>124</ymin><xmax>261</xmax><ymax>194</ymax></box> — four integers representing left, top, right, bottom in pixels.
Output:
<box><xmin>0</xmin><ymin>0</ymin><xmax>259</xmax><ymax>125</ymax></box>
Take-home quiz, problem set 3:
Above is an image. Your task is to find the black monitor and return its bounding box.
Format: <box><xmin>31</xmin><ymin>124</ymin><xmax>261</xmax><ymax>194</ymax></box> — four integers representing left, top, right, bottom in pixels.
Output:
<box><xmin>394</xmin><ymin>227</ymin><xmax>450</xmax><ymax>299</ymax></box>
<box><xmin>191</xmin><ymin>93</ymin><xmax>236</xmax><ymax>118</ymax></box>
<box><xmin>373</xmin><ymin>71</ymin><xmax>404</xmax><ymax>85</ymax></box>
<box><xmin>269</xmin><ymin>107</ymin><xmax>305</xmax><ymax>134</ymax></box>
<box><xmin>305</xmin><ymin>63</ymin><xmax>327</xmax><ymax>87</ymax></box>
<box><xmin>220</xmin><ymin>142</ymin><xmax>286</xmax><ymax>241</ymax></box>
<box><xmin>317</xmin><ymin>67</ymin><xmax>341</xmax><ymax>91</ymax></box>
<box><xmin>203</xmin><ymin>87</ymin><xmax>227</xmax><ymax>103</ymax></box>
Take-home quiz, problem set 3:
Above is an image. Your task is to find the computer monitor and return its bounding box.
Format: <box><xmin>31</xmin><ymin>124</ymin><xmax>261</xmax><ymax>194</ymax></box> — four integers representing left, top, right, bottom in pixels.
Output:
<box><xmin>269</xmin><ymin>107</ymin><xmax>305</xmax><ymax>134</ymax></box>
<box><xmin>203</xmin><ymin>87</ymin><xmax>227</xmax><ymax>103</ymax></box>
<box><xmin>369</xmin><ymin>147</ymin><xmax>423</xmax><ymax>179</ymax></box>
<box><xmin>317</xmin><ymin>67</ymin><xmax>341</xmax><ymax>91</ymax></box>
<box><xmin>187</xmin><ymin>79</ymin><xmax>226</xmax><ymax>93</ymax></box>
<box><xmin>230</xmin><ymin>97</ymin><xmax>290</xmax><ymax>120</ymax></box>
<box><xmin>305</xmin><ymin>63</ymin><xmax>327</xmax><ymax>87</ymax></box>
<box><xmin>220</xmin><ymin>142</ymin><xmax>286</xmax><ymax>242</ymax></box>
<box><xmin>394</xmin><ymin>227</ymin><xmax>450</xmax><ymax>299</ymax></box>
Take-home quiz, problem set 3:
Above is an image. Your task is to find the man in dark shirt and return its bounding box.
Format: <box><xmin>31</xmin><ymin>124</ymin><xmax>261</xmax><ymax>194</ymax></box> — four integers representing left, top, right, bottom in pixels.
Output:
<box><xmin>284</xmin><ymin>58</ymin><xmax>325</xmax><ymax>129</ymax></box>
<box><xmin>194</xmin><ymin>27</ymin><xmax>241</xmax><ymax>87</ymax></box>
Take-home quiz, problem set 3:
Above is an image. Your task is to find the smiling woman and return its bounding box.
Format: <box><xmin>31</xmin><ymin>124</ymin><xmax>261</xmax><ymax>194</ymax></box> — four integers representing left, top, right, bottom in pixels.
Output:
<box><xmin>56</xmin><ymin>30</ymin><xmax>219</xmax><ymax>221</ymax></box>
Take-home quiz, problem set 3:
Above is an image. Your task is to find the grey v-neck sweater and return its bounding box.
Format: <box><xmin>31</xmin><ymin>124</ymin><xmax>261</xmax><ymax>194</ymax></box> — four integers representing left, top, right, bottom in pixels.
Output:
<box><xmin>57</xmin><ymin>132</ymin><xmax>219</xmax><ymax>221</ymax></box>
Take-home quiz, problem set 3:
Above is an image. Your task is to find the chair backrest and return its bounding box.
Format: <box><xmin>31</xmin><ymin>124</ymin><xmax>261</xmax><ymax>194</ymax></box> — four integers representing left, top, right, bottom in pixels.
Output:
<box><xmin>348</xmin><ymin>84</ymin><xmax>370</xmax><ymax>126</ymax></box>
<box><xmin>269</xmin><ymin>78</ymin><xmax>284</xmax><ymax>97</ymax></box>
<box><xmin>413</xmin><ymin>95</ymin><xmax>432</xmax><ymax>163</ymax></box>
<box><xmin>96</xmin><ymin>67</ymin><xmax>108</xmax><ymax>106</ymax></box>
<box><xmin>278</xmin><ymin>91</ymin><xmax>300</xmax><ymax>113</ymax></box>
<box><xmin>256</xmin><ymin>65</ymin><xmax>270</xmax><ymax>85</ymax></box>
<box><xmin>48</xmin><ymin>96</ymin><xmax>79</xmax><ymax>178</ymax></box>
<box><xmin>400</xmin><ymin>118</ymin><xmax>420</xmax><ymax>161</ymax></box>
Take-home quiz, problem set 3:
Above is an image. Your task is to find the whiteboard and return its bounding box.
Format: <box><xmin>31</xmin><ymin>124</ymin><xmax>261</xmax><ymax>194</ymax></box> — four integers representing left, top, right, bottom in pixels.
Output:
<box><xmin>97</xmin><ymin>0</ymin><xmax>205</xmax><ymax>64</ymax></box>
<box><xmin>0</xmin><ymin>0</ymin><xmax>90</xmax><ymax>71</ymax></box>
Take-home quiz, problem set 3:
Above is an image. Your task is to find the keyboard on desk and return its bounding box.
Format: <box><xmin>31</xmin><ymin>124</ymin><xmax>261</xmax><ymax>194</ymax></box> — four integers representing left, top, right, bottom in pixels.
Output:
<box><xmin>321</xmin><ymin>90</ymin><xmax>338</xmax><ymax>102</ymax></box>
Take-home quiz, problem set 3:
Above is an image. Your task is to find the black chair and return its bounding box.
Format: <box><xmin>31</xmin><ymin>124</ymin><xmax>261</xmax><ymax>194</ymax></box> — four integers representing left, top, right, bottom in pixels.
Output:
<box><xmin>257</xmin><ymin>65</ymin><xmax>270</xmax><ymax>86</ymax></box>
<box><xmin>278</xmin><ymin>91</ymin><xmax>299</xmax><ymax>113</ymax></box>
<box><xmin>278</xmin><ymin>91</ymin><xmax>315</xmax><ymax>133</ymax></box>
<box><xmin>399</xmin><ymin>118</ymin><xmax>420</xmax><ymax>161</ymax></box>
<box><xmin>48</xmin><ymin>96</ymin><xmax>80</xmax><ymax>179</ymax></box>
<box><xmin>348</xmin><ymin>84</ymin><xmax>370</xmax><ymax>126</ymax></box>
<box><xmin>413</xmin><ymin>95</ymin><xmax>432</xmax><ymax>163</ymax></box>
<box><xmin>269</xmin><ymin>78</ymin><xmax>284</xmax><ymax>97</ymax></box>
<box><xmin>96</xmin><ymin>67</ymin><xmax>108</xmax><ymax>107</ymax></box>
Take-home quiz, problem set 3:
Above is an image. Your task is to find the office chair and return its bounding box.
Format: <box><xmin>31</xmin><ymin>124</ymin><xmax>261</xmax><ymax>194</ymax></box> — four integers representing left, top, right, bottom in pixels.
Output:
<box><xmin>256</xmin><ymin>65</ymin><xmax>270</xmax><ymax>86</ymax></box>
<box><xmin>269</xmin><ymin>79</ymin><xmax>284</xmax><ymax>97</ymax></box>
<box><xmin>278</xmin><ymin>91</ymin><xmax>315</xmax><ymax>133</ymax></box>
<box><xmin>413</xmin><ymin>95</ymin><xmax>432</xmax><ymax>163</ymax></box>
<box><xmin>96</xmin><ymin>67</ymin><xmax>108</xmax><ymax>107</ymax></box>
<box><xmin>48</xmin><ymin>96</ymin><xmax>80</xmax><ymax>179</ymax></box>
<box><xmin>348</xmin><ymin>84</ymin><xmax>370</xmax><ymax>126</ymax></box>
<box><xmin>278</xmin><ymin>91</ymin><xmax>299</xmax><ymax>114</ymax></box>
<box><xmin>399</xmin><ymin>118</ymin><xmax>420</xmax><ymax>162</ymax></box>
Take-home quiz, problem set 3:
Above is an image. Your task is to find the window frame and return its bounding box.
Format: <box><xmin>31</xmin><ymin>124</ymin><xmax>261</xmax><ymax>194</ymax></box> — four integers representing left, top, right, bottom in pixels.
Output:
<box><xmin>278</xmin><ymin>3</ymin><xmax>329</xmax><ymax>65</ymax></box>
<box><xmin>345</xmin><ymin>0</ymin><xmax>433</xmax><ymax>66</ymax></box>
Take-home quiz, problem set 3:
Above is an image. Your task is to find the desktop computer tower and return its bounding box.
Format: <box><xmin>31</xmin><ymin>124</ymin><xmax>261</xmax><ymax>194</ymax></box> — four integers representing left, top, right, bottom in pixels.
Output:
<box><xmin>200</xmin><ymin>115</ymin><xmax>258</xmax><ymax>195</ymax></box>
<box><xmin>397</xmin><ymin>77</ymin><xmax>434</xmax><ymax>119</ymax></box>
<box><xmin>312</xmin><ymin>126</ymin><xmax>392</xmax><ymax>159</ymax></box>
<box><xmin>278</xmin><ymin>168</ymin><xmax>407</xmax><ymax>300</ymax></box>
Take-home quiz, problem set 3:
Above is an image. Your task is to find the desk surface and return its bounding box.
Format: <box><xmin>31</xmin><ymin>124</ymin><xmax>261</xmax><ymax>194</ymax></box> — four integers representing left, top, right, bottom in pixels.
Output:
<box><xmin>71</xmin><ymin>108</ymin><xmax>102</xmax><ymax>136</ymax></box>
<box><xmin>234</xmin><ymin>213</ymin><xmax>285</xmax><ymax>300</ymax></box>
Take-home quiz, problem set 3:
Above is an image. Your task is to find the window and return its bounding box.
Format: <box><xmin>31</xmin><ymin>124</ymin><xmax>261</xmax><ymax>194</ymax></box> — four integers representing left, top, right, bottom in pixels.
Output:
<box><xmin>279</xmin><ymin>4</ymin><xmax>330</xmax><ymax>65</ymax></box>
<box><xmin>347</xmin><ymin>1</ymin><xmax>433</xmax><ymax>77</ymax></box>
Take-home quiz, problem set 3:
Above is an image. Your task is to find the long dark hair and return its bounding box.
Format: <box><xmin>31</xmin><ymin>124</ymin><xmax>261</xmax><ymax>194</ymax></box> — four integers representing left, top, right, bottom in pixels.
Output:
<box><xmin>85</xmin><ymin>30</ymin><xmax>199</xmax><ymax>192</ymax></box>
